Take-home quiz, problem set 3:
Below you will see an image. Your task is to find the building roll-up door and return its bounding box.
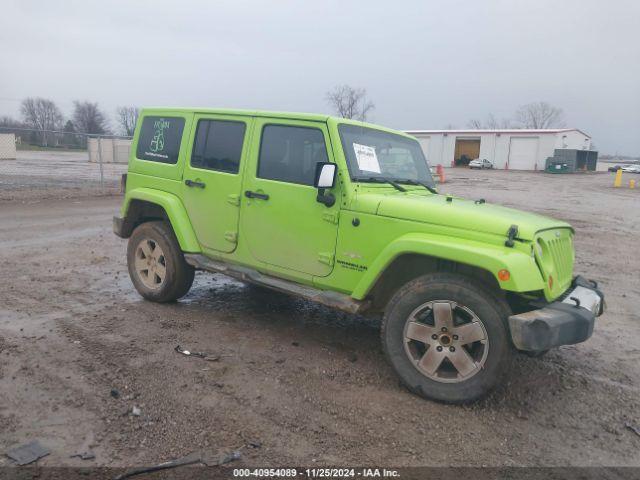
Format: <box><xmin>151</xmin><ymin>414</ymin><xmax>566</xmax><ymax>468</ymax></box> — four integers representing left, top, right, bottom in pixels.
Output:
<box><xmin>454</xmin><ymin>138</ymin><xmax>481</xmax><ymax>166</ymax></box>
<box><xmin>508</xmin><ymin>137</ymin><xmax>538</xmax><ymax>170</ymax></box>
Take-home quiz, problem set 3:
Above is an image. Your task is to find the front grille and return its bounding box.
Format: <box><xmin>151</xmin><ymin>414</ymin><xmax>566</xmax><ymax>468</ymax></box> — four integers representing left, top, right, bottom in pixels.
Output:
<box><xmin>547</xmin><ymin>235</ymin><xmax>573</xmax><ymax>291</ymax></box>
<box><xmin>534</xmin><ymin>229</ymin><xmax>574</xmax><ymax>299</ymax></box>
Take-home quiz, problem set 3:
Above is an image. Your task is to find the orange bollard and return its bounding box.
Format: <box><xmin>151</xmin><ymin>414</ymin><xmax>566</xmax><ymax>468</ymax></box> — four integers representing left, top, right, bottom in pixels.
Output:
<box><xmin>436</xmin><ymin>164</ymin><xmax>445</xmax><ymax>184</ymax></box>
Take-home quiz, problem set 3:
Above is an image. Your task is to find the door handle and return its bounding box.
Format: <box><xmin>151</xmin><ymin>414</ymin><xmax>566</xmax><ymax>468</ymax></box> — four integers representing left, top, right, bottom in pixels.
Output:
<box><xmin>244</xmin><ymin>190</ymin><xmax>269</xmax><ymax>200</ymax></box>
<box><xmin>185</xmin><ymin>179</ymin><xmax>206</xmax><ymax>188</ymax></box>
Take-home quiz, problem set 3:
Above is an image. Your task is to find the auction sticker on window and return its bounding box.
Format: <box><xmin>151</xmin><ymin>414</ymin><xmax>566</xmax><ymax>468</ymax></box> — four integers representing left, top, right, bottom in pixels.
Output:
<box><xmin>353</xmin><ymin>143</ymin><xmax>381</xmax><ymax>173</ymax></box>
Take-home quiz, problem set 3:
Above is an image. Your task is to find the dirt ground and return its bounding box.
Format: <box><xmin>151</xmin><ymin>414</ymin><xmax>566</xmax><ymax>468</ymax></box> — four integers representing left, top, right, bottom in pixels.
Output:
<box><xmin>1</xmin><ymin>169</ymin><xmax>639</xmax><ymax>469</ymax></box>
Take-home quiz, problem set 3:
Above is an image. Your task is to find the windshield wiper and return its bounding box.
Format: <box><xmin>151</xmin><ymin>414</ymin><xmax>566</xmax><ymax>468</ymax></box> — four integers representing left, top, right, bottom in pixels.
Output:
<box><xmin>353</xmin><ymin>176</ymin><xmax>406</xmax><ymax>192</ymax></box>
<box><xmin>396</xmin><ymin>179</ymin><xmax>438</xmax><ymax>194</ymax></box>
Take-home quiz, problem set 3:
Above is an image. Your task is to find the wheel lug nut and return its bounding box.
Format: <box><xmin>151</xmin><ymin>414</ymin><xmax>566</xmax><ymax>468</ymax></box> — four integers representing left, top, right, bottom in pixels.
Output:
<box><xmin>441</xmin><ymin>327</ymin><xmax>447</xmax><ymax>332</ymax></box>
<box><xmin>436</xmin><ymin>346</ymin><xmax>443</xmax><ymax>352</ymax></box>
<box><xmin>431</xmin><ymin>334</ymin><xmax>438</xmax><ymax>340</ymax></box>
<box><xmin>453</xmin><ymin>335</ymin><xmax>458</xmax><ymax>340</ymax></box>
<box><xmin>449</xmin><ymin>346</ymin><xmax>455</xmax><ymax>352</ymax></box>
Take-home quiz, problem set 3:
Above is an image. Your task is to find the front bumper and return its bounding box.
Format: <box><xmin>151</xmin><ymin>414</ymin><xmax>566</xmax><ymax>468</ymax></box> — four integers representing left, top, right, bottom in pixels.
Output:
<box><xmin>508</xmin><ymin>276</ymin><xmax>605</xmax><ymax>351</ymax></box>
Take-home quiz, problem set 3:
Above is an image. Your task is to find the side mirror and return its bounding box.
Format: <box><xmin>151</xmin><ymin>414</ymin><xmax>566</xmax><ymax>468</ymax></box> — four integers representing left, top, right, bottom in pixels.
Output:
<box><xmin>314</xmin><ymin>162</ymin><xmax>337</xmax><ymax>189</ymax></box>
<box><xmin>314</xmin><ymin>162</ymin><xmax>337</xmax><ymax>207</ymax></box>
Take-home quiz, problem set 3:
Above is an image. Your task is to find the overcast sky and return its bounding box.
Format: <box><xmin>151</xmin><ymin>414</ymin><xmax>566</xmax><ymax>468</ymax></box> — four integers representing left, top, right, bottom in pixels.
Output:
<box><xmin>1</xmin><ymin>0</ymin><xmax>638</xmax><ymax>154</ymax></box>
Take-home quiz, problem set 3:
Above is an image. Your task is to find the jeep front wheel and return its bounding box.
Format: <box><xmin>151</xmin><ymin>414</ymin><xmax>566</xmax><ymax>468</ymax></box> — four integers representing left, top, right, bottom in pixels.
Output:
<box><xmin>381</xmin><ymin>273</ymin><xmax>513</xmax><ymax>403</ymax></box>
<box><xmin>127</xmin><ymin>221</ymin><xmax>195</xmax><ymax>303</ymax></box>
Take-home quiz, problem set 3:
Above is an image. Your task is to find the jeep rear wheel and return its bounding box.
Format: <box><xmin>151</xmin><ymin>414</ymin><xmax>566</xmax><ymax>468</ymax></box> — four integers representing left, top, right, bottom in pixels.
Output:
<box><xmin>127</xmin><ymin>221</ymin><xmax>195</xmax><ymax>303</ymax></box>
<box><xmin>382</xmin><ymin>273</ymin><xmax>513</xmax><ymax>403</ymax></box>
<box><xmin>134</xmin><ymin>238</ymin><xmax>167</xmax><ymax>290</ymax></box>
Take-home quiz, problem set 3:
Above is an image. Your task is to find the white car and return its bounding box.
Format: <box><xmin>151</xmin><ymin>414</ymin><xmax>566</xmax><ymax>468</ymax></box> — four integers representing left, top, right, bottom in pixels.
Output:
<box><xmin>621</xmin><ymin>165</ymin><xmax>640</xmax><ymax>173</ymax></box>
<box><xmin>469</xmin><ymin>158</ymin><xmax>494</xmax><ymax>169</ymax></box>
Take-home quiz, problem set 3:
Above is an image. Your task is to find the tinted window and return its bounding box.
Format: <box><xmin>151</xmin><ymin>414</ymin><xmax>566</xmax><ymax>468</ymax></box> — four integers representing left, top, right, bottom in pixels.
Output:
<box><xmin>191</xmin><ymin>120</ymin><xmax>246</xmax><ymax>173</ymax></box>
<box><xmin>136</xmin><ymin>116</ymin><xmax>185</xmax><ymax>164</ymax></box>
<box><xmin>258</xmin><ymin>125</ymin><xmax>328</xmax><ymax>185</ymax></box>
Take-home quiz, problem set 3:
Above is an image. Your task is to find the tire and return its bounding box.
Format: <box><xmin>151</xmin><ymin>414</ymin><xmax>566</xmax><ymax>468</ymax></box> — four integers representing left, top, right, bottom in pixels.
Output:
<box><xmin>381</xmin><ymin>273</ymin><xmax>513</xmax><ymax>403</ymax></box>
<box><xmin>127</xmin><ymin>221</ymin><xmax>195</xmax><ymax>303</ymax></box>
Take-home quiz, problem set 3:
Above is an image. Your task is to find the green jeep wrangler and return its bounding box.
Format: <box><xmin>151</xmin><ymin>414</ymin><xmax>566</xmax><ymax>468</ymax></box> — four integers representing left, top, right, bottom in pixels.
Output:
<box><xmin>114</xmin><ymin>108</ymin><xmax>604</xmax><ymax>403</ymax></box>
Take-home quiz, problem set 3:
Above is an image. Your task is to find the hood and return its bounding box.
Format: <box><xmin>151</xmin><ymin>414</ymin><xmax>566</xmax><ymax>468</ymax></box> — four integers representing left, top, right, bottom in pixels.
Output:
<box><xmin>356</xmin><ymin>191</ymin><xmax>571</xmax><ymax>241</ymax></box>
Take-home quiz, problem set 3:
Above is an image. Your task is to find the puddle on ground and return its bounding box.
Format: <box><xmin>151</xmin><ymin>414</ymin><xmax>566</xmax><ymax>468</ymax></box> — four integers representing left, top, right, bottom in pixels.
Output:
<box><xmin>178</xmin><ymin>273</ymin><xmax>379</xmax><ymax>332</ymax></box>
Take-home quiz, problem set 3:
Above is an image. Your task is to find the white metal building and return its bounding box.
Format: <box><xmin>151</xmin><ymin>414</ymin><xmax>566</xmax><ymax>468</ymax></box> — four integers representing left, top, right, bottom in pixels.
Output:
<box><xmin>405</xmin><ymin>128</ymin><xmax>592</xmax><ymax>170</ymax></box>
<box><xmin>0</xmin><ymin>133</ymin><xmax>17</xmax><ymax>160</ymax></box>
<box><xmin>88</xmin><ymin>138</ymin><xmax>132</xmax><ymax>164</ymax></box>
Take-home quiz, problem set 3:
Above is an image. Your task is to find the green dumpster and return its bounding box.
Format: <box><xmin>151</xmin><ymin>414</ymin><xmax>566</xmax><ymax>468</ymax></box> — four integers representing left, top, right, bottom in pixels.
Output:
<box><xmin>547</xmin><ymin>162</ymin><xmax>569</xmax><ymax>174</ymax></box>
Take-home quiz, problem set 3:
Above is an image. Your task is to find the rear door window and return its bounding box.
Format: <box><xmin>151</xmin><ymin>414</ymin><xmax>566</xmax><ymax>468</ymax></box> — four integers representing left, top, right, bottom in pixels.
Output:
<box><xmin>191</xmin><ymin>120</ymin><xmax>246</xmax><ymax>174</ymax></box>
<box><xmin>136</xmin><ymin>116</ymin><xmax>185</xmax><ymax>164</ymax></box>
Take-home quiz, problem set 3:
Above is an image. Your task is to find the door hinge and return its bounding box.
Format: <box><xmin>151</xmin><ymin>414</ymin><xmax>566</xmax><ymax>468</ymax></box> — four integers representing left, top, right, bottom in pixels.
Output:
<box><xmin>224</xmin><ymin>231</ymin><xmax>238</xmax><ymax>243</ymax></box>
<box><xmin>318</xmin><ymin>252</ymin><xmax>334</xmax><ymax>266</ymax></box>
<box><xmin>322</xmin><ymin>211</ymin><xmax>339</xmax><ymax>224</ymax></box>
<box><xmin>227</xmin><ymin>194</ymin><xmax>241</xmax><ymax>206</ymax></box>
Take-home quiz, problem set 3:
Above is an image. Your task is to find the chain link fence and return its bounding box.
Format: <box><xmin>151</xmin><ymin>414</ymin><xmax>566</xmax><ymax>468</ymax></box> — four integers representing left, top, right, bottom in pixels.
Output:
<box><xmin>0</xmin><ymin>127</ymin><xmax>132</xmax><ymax>202</ymax></box>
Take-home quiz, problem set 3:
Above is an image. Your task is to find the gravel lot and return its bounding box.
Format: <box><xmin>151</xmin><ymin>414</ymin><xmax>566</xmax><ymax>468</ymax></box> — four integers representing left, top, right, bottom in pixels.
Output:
<box><xmin>0</xmin><ymin>168</ymin><xmax>639</xmax><ymax>469</ymax></box>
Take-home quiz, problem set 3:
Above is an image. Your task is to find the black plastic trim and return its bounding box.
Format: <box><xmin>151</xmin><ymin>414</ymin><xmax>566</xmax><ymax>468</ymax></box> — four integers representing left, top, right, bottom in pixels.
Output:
<box><xmin>113</xmin><ymin>216</ymin><xmax>126</xmax><ymax>238</ymax></box>
<box><xmin>508</xmin><ymin>277</ymin><xmax>604</xmax><ymax>351</ymax></box>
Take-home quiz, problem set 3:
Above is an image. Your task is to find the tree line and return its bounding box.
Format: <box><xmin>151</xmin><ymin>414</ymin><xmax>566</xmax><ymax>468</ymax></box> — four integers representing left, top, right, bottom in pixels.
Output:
<box><xmin>325</xmin><ymin>84</ymin><xmax>566</xmax><ymax>130</ymax></box>
<box><xmin>1</xmin><ymin>90</ymin><xmax>567</xmax><ymax>148</ymax></box>
<box><xmin>0</xmin><ymin>97</ymin><xmax>139</xmax><ymax>147</ymax></box>
<box><xmin>466</xmin><ymin>101</ymin><xmax>565</xmax><ymax>129</ymax></box>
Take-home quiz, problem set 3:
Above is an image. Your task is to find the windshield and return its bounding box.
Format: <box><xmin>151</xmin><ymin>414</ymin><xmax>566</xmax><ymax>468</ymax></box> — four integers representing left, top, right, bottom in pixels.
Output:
<box><xmin>338</xmin><ymin>124</ymin><xmax>435</xmax><ymax>187</ymax></box>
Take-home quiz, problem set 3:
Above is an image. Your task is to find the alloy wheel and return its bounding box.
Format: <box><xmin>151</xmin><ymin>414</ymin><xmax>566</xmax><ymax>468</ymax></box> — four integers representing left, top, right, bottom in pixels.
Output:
<box><xmin>134</xmin><ymin>238</ymin><xmax>166</xmax><ymax>290</ymax></box>
<box><xmin>403</xmin><ymin>300</ymin><xmax>489</xmax><ymax>383</ymax></box>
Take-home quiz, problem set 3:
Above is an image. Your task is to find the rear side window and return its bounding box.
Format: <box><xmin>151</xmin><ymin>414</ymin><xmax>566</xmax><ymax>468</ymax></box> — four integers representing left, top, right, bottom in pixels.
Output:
<box><xmin>136</xmin><ymin>116</ymin><xmax>185</xmax><ymax>164</ymax></box>
<box><xmin>191</xmin><ymin>120</ymin><xmax>246</xmax><ymax>173</ymax></box>
<box><xmin>258</xmin><ymin>125</ymin><xmax>328</xmax><ymax>185</ymax></box>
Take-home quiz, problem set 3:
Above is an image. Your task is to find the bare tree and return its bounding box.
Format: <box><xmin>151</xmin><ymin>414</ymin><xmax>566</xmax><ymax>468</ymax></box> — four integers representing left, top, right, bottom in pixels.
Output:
<box><xmin>515</xmin><ymin>101</ymin><xmax>565</xmax><ymax>129</ymax></box>
<box><xmin>487</xmin><ymin>114</ymin><xmax>514</xmax><ymax>129</ymax></box>
<box><xmin>467</xmin><ymin>113</ymin><xmax>513</xmax><ymax>129</ymax></box>
<box><xmin>326</xmin><ymin>85</ymin><xmax>374</xmax><ymax>121</ymax></box>
<box><xmin>72</xmin><ymin>100</ymin><xmax>110</xmax><ymax>136</ymax></box>
<box><xmin>20</xmin><ymin>97</ymin><xmax>64</xmax><ymax>146</ymax></box>
<box><xmin>116</xmin><ymin>106</ymin><xmax>139</xmax><ymax>136</ymax></box>
<box><xmin>62</xmin><ymin>120</ymin><xmax>80</xmax><ymax>147</ymax></box>
<box><xmin>0</xmin><ymin>116</ymin><xmax>24</xmax><ymax>130</ymax></box>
